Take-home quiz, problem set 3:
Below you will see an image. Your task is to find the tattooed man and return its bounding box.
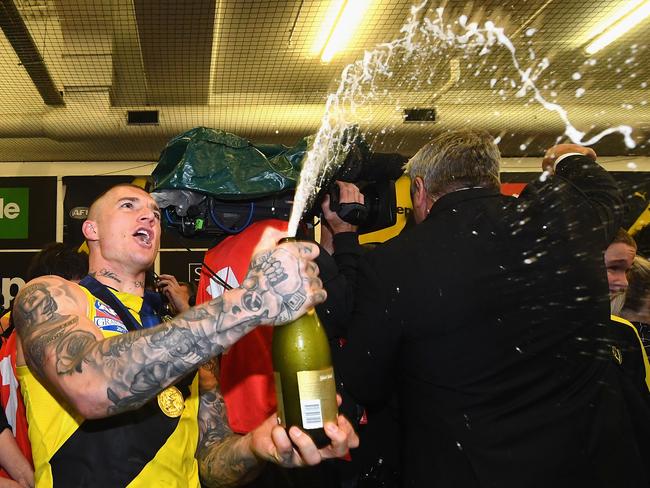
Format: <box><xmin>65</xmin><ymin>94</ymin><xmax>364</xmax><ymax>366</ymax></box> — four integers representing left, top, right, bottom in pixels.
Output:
<box><xmin>12</xmin><ymin>184</ymin><xmax>358</xmax><ymax>487</ymax></box>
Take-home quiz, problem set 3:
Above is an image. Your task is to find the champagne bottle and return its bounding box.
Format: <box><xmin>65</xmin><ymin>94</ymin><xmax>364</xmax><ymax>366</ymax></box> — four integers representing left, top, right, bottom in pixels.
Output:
<box><xmin>272</xmin><ymin>308</ymin><xmax>338</xmax><ymax>448</ymax></box>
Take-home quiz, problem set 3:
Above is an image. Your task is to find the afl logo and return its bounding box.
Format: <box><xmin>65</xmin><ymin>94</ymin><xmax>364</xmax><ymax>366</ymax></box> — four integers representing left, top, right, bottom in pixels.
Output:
<box><xmin>69</xmin><ymin>207</ymin><xmax>88</xmax><ymax>219</ymax></box>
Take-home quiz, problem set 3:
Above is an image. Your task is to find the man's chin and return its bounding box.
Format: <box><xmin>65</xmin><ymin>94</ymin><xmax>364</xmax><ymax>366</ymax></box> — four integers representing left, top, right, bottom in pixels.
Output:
<box><xmin>133</xmin><ymin>252</ymin><xmax>157</xmax><ymax>269</ymax></box>
<box><xmin>609</xmin><ymin>290</ymin><xmax>625</xmax><ymax>301</ymax></box>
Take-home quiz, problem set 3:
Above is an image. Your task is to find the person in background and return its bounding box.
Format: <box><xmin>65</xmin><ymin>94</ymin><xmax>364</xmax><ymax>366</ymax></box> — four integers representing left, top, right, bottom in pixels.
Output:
<box><xmin>604</xmin><ymin>230</ymin><xmax>649</xmax><ymax>392</ymax></box>
<box><xmin>321</xmin><ymin>184</ymin><xmax>402</xmax><ymax>488</ymax></box>
<box><xmin>0</xmin><ymin>243</ymin><xmax>88</xmax><ymax>339</ymax></box>
<box><xmin>180</xmin><ymin>280</ymin><xmax>197</xmax><ymax>307</ymax></box>
<box><xmin>0</xmin><ymin>314</ymin><xmax>11</xmax><ymax>340</ymax></box>
<box><xmin>156</xmin><ymin>274</ymin><xmax>194</xmax><ymax>315</ymax></box>
<box><xmin>618</xmin><ymin>256</ymin><xmax>650</xmax><ymax>356</ymax></box>
<box><xmin>339</xmin><ymin>131</ymin><xmax>649</xmax><ymax>487</ymax></box>
<box><xmin>11</xmin><ymin>184</ymin><xmax>356</xmax><ymax>488</ymax></box>
<box><xmin>605</xmin><ymin>228</ymin><xmax>637</xmax><ymax>299</ymax></box>
<box><xmin>195</xmin><ymin>205</ymin><xmax>364</xmax><ymax>488</ymax></box>
<box><xmin>0</xmin><ymin>402</ymin><xmax>32</xmax><ymax>487</ymax></box>
<box><xmin>25</xmin><ymin>242</ymin><xmax>89</xmax><ymax>286</ymax></box>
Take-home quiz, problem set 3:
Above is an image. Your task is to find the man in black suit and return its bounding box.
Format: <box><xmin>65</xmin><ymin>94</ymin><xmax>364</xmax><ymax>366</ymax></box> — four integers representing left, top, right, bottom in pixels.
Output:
<box><xmin>339</xmin><ymin>130</ymin><xmax>649</xmax><ymax>487</ymax></box>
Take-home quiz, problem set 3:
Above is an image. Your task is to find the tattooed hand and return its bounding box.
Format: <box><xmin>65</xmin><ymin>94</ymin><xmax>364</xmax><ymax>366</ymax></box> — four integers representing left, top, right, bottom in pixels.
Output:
<box><xmin>254</xmin><ymin>249</ymin><xmax>299</xmax><ymax>296</ymax></box>
<box><xmin>241</xmin><ymin>240</ymin><xmax>326</xmax><ymax>325</ymax></box>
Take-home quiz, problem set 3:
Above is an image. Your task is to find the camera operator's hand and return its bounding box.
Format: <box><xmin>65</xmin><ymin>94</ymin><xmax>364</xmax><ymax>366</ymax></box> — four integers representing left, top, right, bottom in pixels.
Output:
<box><xmin>322</xmin><ymin>181</ymin><xmax>364</xmax><ymax>234</ymax></box>
<box><xmin>157</xmin><ymin>274</ymin><xmax>191</xmax><ymax>315</ymax></box>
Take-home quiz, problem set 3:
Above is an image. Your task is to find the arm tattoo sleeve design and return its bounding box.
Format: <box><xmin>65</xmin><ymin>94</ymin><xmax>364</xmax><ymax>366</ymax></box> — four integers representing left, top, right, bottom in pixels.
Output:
<box><xmin>55</xmin><ymin>329</ymin><xmax>97</xmax><ymax>374</ymax></box>
<box><xmin>196</xmin><ymin>359</ymin><xmax>261</xmax><ymax>487</ymax></box>
<box><xmin>197</xmin><ymin>359</ymin><xmax>232</xmax><ymax>448</ymax></box>
<box><xmin>13</xmin><ymin>282</ymin><xmax>74</xmax><ymax>377</ymax></box>
<box><xmin>13</xmin><ymin>279</ymin><xmax>272</xmax><ymax>417</ymax></box>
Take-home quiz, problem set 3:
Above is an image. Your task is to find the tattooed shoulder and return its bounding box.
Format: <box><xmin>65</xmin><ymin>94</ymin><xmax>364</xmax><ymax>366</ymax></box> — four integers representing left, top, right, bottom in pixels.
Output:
<box><xmin>14</xmin><ymin>280</ymin><xmax>63</xmax><ymax>329</ymax></box>
<box><xmin>13</xmin><ymin>277</ymin><xmax>85</xmax><ymax>329</ymax></box>
<box><xmin>13</xmin><ymin>277</ymin><xmax>90</xmax><ymax>373</ymax></box>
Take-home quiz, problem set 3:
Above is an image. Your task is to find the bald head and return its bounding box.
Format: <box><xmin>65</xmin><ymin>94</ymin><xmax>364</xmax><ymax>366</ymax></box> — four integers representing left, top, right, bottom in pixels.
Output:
<box><xmin>87</xmin><ymin>184</ymin><xmax>152</xmax><ymax>222</ymax></box>
<box><xmin>83</xmin><ymin>183</ymin><xmax>162</xmax><ymax>278</ymax></box>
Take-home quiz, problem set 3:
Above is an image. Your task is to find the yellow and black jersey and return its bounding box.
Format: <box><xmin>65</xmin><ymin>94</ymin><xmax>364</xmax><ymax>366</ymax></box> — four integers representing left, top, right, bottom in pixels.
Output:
<box><xmin>610</xmin><ymin>314</ymin><xmax>650</xmax><ymax>393</ymax></box>
<box><xmin>18</xmin><ymin>284</ymin><xmax>200</xmax><ymax>487</ymax></box>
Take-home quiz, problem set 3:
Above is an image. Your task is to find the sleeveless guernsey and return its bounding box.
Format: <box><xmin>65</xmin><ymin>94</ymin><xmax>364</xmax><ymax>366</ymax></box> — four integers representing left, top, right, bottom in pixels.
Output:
<box><xmin>17</xmin><ymin>286</ymin><xmax>200</xmax><ymax>487</ymax></box>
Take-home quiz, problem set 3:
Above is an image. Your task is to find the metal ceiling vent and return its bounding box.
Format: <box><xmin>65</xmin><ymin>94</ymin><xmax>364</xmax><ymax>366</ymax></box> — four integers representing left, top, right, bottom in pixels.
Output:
<box><xmin>403</xmin><ymin>108</ymin><xmax>436</xmax><ymax>123</ymax></box>
<box><xmin>127</xmin><ymin>110</ymin><xmax>159</xmax><ymax>125</ymax></box>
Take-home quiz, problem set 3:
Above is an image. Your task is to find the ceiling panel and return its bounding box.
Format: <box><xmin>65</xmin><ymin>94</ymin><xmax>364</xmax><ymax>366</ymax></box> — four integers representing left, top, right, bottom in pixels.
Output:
<box><xmin>0</xmin><ymin>0</ymin><xmax>647</xmax><ymax>163</ymax></box>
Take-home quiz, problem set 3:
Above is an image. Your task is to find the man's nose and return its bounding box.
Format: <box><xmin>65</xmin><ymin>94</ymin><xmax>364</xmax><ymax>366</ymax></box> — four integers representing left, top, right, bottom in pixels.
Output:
<box><xmin>620</xmin><ymin>274</ymin><xmax>629</xmax><ymax>288</ymax></box>
<box><xmin>139</xmin><ymin>208</ymin><xmax>156</xmax><ymax>223</ymax></box>
<box><xmin>612</xmin><ymin>273</ymin><xmax>628</xmax><ymax>289</ymax></box>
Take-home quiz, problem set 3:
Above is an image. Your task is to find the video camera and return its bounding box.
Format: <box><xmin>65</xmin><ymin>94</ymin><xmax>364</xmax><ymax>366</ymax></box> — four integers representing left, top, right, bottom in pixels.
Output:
<box><xmin>318</xmin><ymin>139</ymin><xmax>406</xmax><ymax>234</ymax></box>
<box><xmin>154</xmin><ymin>132</ymin><xmax>406</xmax><ymax>238</ymax></box>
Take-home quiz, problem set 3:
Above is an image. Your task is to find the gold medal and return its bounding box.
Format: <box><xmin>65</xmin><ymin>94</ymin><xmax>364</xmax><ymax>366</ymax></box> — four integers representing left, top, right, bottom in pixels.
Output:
<box><xmin>157</xmin><ymin>386</ymin><xmax>184</xmax><ymax>418</ymax></box>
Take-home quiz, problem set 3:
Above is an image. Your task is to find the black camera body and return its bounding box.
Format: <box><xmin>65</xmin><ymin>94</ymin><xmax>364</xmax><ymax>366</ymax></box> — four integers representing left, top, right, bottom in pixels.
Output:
<box><xmin>322</xmin><ymin>144</ymin><xmax>406</xmax><ymax>234</ymax></box>
<box><xmin>328</xmin><ymin>179</ymin><xmax>398</xmax><ymax>234</ymax></box>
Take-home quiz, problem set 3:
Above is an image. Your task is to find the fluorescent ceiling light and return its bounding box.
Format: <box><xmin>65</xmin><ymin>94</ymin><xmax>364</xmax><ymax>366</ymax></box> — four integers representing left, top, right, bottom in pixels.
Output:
<box><xmin>584</xmin><ymin>0</ymin><xmax>650</xmax><ymax>54</ymax></box>
<box><xmin>312</xmin><ymin>0</ymin><xmax>371</xmax><ymax>63</ymax></box>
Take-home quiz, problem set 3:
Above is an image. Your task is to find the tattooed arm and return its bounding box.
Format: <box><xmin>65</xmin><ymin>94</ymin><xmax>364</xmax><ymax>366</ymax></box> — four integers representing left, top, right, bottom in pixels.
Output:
<box><xmin>13</xmin><ymin>241</ymin><xmax>326</xmax><ymax>419</ymax></box>
<box><xmin>196</xmin><ymin>360</ymin><xmax>360</xmax><ymax>488</ymax></box>
<box><xmin>196</xmin><ymin>359</ymin><xmax>263</xmax><ymax>487</ymax></box>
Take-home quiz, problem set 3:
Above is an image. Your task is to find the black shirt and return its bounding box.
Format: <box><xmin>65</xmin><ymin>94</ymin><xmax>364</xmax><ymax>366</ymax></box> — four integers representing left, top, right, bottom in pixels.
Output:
<box><xmin>340</xmin><ymin>156</ymin><xmax>650</xmax><ymax>487</ymax></box>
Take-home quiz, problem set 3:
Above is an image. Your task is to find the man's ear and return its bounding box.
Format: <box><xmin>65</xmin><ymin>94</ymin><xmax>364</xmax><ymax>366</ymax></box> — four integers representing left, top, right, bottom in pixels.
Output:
<box><xmin>82</xmin><ymin>220</ymin><xmax>99</xmax><ymax>241</ymax></box>
<box><xmin>413</xmin><ymin>176</ymin><xmax>428</xmax><ymax>207</ymax></box>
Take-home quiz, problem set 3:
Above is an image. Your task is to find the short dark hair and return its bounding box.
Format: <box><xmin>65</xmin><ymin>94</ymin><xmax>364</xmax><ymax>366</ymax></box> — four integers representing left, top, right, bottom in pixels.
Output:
<box><xmin>178</xmin><ymin>281</ymin><xmax>197</xmax><ymax>294</ymax></box>
<box><xmin>611</xmin><ymin>228</ymin><xmax>637</xmax><ymax>249</ymax></box>
<box><xmin>179</xmin><ymin>281</ymin><xmax>197</xmax><ymax>307</ymax></box>
<box><xmin>88</xmin><ymin>183</ymin><xmax>150</xmax><ymax>221</ymax></box>
<box><xmin>26</xmin><ymin>242</ymin><xmax>89</xmax><ymax>282</ymax></box>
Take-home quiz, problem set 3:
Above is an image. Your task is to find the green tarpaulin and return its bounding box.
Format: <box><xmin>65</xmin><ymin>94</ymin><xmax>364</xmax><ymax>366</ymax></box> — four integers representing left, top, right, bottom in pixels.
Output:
<box><xmin>152</xmin><ymin>127</ymin><xmax>308</xmax><ymax>200</ymax></box>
